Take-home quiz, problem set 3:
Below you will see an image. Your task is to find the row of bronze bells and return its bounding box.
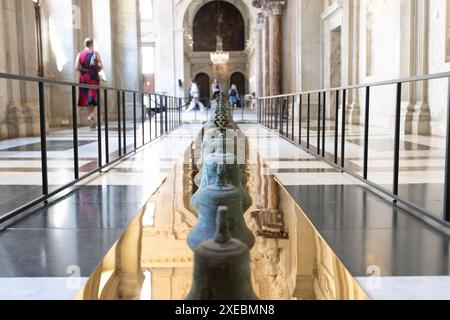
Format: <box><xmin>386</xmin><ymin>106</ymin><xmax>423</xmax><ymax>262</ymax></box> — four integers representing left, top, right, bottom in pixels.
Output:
<box><xmin>186</xmin><ymin>95</ymin><xmax>258</xmax><ymax>300</ymax></box>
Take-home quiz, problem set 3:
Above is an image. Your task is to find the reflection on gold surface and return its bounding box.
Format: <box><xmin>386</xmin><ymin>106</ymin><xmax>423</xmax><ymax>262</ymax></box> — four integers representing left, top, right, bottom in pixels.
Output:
<box><xmin>76</xmin><ymin>137</ymin><xmax>369</xmax><ymax>300</ymax></box>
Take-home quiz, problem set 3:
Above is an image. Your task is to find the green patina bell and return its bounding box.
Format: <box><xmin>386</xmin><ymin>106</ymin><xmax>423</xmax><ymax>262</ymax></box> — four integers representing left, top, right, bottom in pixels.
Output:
<box><xmin>194</xmin><ymin>132</ymin><xmax>233</xmax><ymax>186</ymax></box>
<box><xmin>187</xmin><ymin>164</ymin><xmax>255</xmax><ymax>250</ymax></box>
<box><xmin>185</xmin><ymin>206</ymin><xmax>258</xmax><ymax>300</ymax></box>
<box><xmin>191</xmin><ymin>151</ymin><xmax>252</xmax><ymax>213</ymax></box>
<box><xmin>201</xmin><ymin>132</ymin><xmax>235</xmax><ymax>157</ymax></box>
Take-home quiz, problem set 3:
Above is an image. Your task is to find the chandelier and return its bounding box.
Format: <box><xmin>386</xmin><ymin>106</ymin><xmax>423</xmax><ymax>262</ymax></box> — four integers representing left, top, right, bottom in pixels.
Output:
<box><xmin>210</xmin><ymin>35</ymin><xmax>229</xmax><ymax>65</ymax></box>
<box><xmin>210</xmin><ymin>1</ymin><xmax>229</xmax><ymax>65</ymax></box>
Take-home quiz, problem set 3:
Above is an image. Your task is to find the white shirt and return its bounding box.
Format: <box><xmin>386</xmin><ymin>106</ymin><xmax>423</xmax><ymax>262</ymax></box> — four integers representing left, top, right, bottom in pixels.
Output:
<box><xmin>190</xmin><ymin>83</ymin><xmax>200</xmax><ymax>97</ymax></box>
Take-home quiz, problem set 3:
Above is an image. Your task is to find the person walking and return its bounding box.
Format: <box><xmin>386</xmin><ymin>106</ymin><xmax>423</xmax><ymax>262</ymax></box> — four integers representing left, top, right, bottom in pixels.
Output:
<box><xmin>75</xmin><ymin>38</ymin><xmax>104</xmax><ymax>129</ymax></box>
<box><xmin>228</xmin><ymin>84</ymin><xmax>240</xmax><ymax>109</ymax></box>
<box><xmin>187</xmin><ymin>79</ymin><xmax>205</xmax><ymax>112</ymax></box>
<box><xmin>211</xmin><ymin>78</ymin><xmax>221</xmax><ymax>99</ymax></box>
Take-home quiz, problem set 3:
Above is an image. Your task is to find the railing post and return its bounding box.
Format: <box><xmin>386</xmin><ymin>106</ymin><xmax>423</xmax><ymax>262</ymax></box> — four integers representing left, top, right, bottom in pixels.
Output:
<box><xmin>291</xmin><ymin>95</ymin><xmax>295</xmax><ymax>141</ymax></box>
<box><xmin>104</xmin><ymin>89</ymin><xmax>109</xmax><ymax>164</ymax></box>
<box><xmin>307</xmin><ymin>93</ymin><xmax>311</xmax><ymax>149</ymax></box>
<box><xmin>149</xmin><ymin>94</ymin><xmax>153</xmax><ymax>140</ymax></box>
<box><xmin>444</xmin><ymin>77</ymin><xmax>450</xmax><ymax>222</ymax></box>
<box><xmin>241</xmin><ymin>97</ymin><xmax>244</xmax><ymax>122</ymax></box>
<box><xmin>179</xmin><ymin>97</ymin><xmax>182</xmax><ymax>126</ymax></box>
<box><xmin>363</xmin><ymin>87</ymin><xmax>370</xmax><ymax>180</ymax></box>
<box><xmin>117</xmin><ymin>91</ymin><xmax>122</xmax><ymax>157</ymax></box>
<box><xmin>279</xmin><ymin>98</ymin><xmax>282</xmax><ymax>134</ymax></box>
<box><xmin>72</xmin><ymin>86</ymin><xmax>79</xmax><ymax>179</ymax></box>
<box><xmin>298</xmin><ymin>94</ymin><xmax>302</xmax><ymax>145</ymax></box>
<box><xmin>171</xmin><ymin>97</ymin><xmax>174</xmax><ymax>130</ymax></box>
<box><xmin>133</xmin><ymin>92</ymin><xmax>137</xmax><ymax>150</ymax></box>
<box><xmin>269</xmin><ymin>98</ymin><xmax>275</xmax><ymax>129</ymax></box>
<box><xmin>322</xmin><ymin>91</ymin><xmax>326</xmax><ymax>157</ymax></box>
<box><xmin>271</xmin><ymin>98</ymin><xmax>274</xmax><ymax>129</ymax></box>
<box><xmin>122</xmin><ymin>91</ymin><xmax>127</xmax><ymax>154</ymax></box>
<box><xmin>334</xmin><ymin>90</ymin><xmax>339</xmax><ymax>164</ymax></box>
<box><xmin>165</xmin><ymin>96</ymin><xmax>169</xmax><ymax>133</ymax></box>
<box><xmin>317</xmin><ymin>92</ymin><xmax>321</xmax><ymax>155</ymax></box>
<box><xmin>38</xmin><ymin>82</ymin><xmax>48</xmax><ymax>196</ymax></box>
<box><xmin>159</xmin><ymin>95</ymin><xmax>164</xmax><ymax>135</ymax></box>
<box><xmin>393</xmin><ymin>83</ymin><xmax>402</xmax><ymax>198</ymax></box>
<box><xmin>141</xmin><ymin>93</ymin><xmax>145</xmax><ymax>146</ymax></box>
<box><xmin>264</xmin><ymin>99</ymin><xmax>267</xmax><ymax>126</ymax></box>
<box><xmin>97</xmin><ymin>89</ymin><xmax>102</xmax><ymax>167</ymax></box>
<box><xmin>257</xmin><ymin>99</ymin><xmax>261</xmax><ymax>124</ymax></box>
<box><xmin>341</xmin><ymin>89</ymin><xmax>347</xmax><ymax>168</ymax></box>
<box><xmin>155</xmin><ymin>95</ymin><xmax>159</xmax><ymax>138</ymax></box>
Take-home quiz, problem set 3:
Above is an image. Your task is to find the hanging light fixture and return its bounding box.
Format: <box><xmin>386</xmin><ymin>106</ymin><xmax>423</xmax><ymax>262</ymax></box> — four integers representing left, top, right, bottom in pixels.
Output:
<box><xmin>210</xmin><ymin>0</ymin><xmax>229</xmax><ymax>65</ymax></box>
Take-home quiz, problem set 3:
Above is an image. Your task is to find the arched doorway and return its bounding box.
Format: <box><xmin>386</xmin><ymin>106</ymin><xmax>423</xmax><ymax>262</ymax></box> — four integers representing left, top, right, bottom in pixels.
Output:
<box><xmin>230</xmin><ymin>72</ymin><xmax>246</xmax><ymax>96</ymax></box>
<box><xmin>194</xmin><ymin>73</ymin><xmax>210</xmax><ymax>104</ymax></box>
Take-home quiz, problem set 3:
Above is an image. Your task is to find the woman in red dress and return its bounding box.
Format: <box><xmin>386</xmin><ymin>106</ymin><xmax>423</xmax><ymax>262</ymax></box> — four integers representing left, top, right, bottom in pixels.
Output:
<box><xmin>75</xmin><ymin>38</ymin><xmax>104</xmax><ymax>129</ymax></box>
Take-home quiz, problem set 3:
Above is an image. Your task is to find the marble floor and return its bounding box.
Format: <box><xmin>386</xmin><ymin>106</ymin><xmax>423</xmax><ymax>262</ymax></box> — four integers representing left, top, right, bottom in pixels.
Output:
<box><xmin>267</xmin><ymin>116</ymin><xmax>448</xmax><ymax>221</ymax></box>
<box><xmin>1</xmin><ymin>115</ymin><xmax>448</xmax><ymax>300</ymax></box>
<box><xmin>0</xmin><ymin>124</ymin><xmax>202</xmax><ymax>299</ymax></box>
<box><xmin>240</xmin><ymin>124</ymin><xmax>450</xmax><ymax>300</ymax></box>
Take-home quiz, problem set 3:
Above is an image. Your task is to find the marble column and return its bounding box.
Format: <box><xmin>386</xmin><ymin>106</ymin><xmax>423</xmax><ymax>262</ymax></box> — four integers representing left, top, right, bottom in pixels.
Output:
<box><xmin>43</xmin><ymin>0</ymin><xmax>76</xmax><ymax>127</ymax></box>
<box><xmin>257</xmin><ymin>12</ymin><xmax>264</xmax><ymax>97</ymax></box>
<box><xmin>399</xmin><ymin>0</ymin><xmax>417</xmax><ymax>135</ymax></box>
<box><xmin>0</xmin><ymin>0</ymin><xmax>7</xmax><ymax>138</ymax></box>
<box><xmin>401</xmin><ymin>0</ymin><xmax>431</xmax><ymax>135</ymax></box>
<box><xmin>270</xmin><ymin>1</ymin><xmax>285</xmax><ymax>96</ymax></box>
<box><xmin>17</xmin><ymin>0</ymin><xmax>40</xmax><ymax>137</ymax></box>
<box><xmin>112</xmin><ymin>0</ymin><xmax>140</xmax><ymax>91</ymax></box>
<box><xmin>263</xmin><ymin>10</ymin><xmax>271</xmax><ymax>97</ymax></box>
<box><xmin>3</xmin><ymin>0</ymin><xmax>27</xmax><ymax>138</ymax></box>
<box><xmin>412</xmin><ymin>0</ymin><xmax>431</xmax><ymax>135</ymax></box>
<box><xmin>348</xmin><ymin>0</ymin><xmax>360</xmax><ymax>125</ymax></box>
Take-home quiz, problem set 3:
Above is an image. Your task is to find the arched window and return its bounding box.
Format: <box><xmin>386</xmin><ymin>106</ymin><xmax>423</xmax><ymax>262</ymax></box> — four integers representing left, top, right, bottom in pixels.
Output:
<box><xmin>193</xmin><ymin>1</ymin><xmax>245</xmax><ymax>52</ymax></box>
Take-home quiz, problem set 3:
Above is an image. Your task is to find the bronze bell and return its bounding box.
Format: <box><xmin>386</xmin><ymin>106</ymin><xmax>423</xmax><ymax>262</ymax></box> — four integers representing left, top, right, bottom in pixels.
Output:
<box><xmin>191</xmin><ymin>151</ymin><xmax>252</xmax><ymax>213</ymax></box>
<box><xmin>194</xmin><ymin>132</ymin><xmax>233</xmax><ymax>187</ymax></box>
<box><xmin>187</xmin><ymin>164</ymin><xmax>255</xmax><ymax>250</ymax></box>
<box><xmin>185</xmin><ymin>206</ymin><xmax>258</xmax><ymax>300</ymax></box>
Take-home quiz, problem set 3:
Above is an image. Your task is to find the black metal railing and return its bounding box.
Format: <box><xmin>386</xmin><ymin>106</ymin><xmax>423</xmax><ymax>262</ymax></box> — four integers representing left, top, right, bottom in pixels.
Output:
<box><xmin>0</xmin><ymin>72</ymin><xmax>184</xmax><ymax>225</ymax></box>
<box><xmin>257</xmin><ymin>71</ymin><xmax>450</xmax><ymax>227</ymax></box>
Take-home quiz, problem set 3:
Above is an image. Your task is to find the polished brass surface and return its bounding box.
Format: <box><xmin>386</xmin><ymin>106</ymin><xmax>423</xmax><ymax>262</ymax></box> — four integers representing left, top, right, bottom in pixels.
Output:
<box><xmin>76</xmin><ymin>137</ymin><xmax>369</xmax><ymax>300</ymax></box>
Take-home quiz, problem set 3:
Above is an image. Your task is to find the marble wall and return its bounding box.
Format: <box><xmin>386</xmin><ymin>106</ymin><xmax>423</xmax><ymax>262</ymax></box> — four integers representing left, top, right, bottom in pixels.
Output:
<box><xmin>309</xmin><ymin>0</ymin><xmax>448</xmax><ymax>136</ymax></box>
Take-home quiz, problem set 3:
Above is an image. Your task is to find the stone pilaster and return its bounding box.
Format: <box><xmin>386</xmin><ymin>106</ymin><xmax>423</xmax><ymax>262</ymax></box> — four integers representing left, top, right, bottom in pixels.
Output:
<box><xmin>400</xmin><ymin>0</ymin><xmax>431</xmax><ymax>136</ymax></box>
<box><xmin>18</xmin><ymin>0</ymin><xmax>40</xmax><ymax>137</ymax></box>
<box><xmin>263</xmin><ymin>8</ymin><xmax>271</xmax><ymax>97</ymax></box>
<box><xmin>257</xmin><ymin>12</ymin><xmax>264</xmax><ymax>97</ymax></box>
<box><xmin>348</xmin><ymin>0</ymin><xmax>360</xmax><ymax>125</ymax></box>
<box><xmin>0</xmin><ymin>0</ymin><xmax>9</xmax><ymax>139</ymax></box>
<box><xmin>269</xmin><ymin>1</ymin><xmax>285</xmax><ymax>96</ymax></box>
<box><xmin>112</xmin><ymin>0</ymin><xmax>140</xmax><ymax>91</ymax></box>
<box><xmin>3</xmin><ymin>0</ymin><xmax>26</xmax><ymax>138</ymax></box>
<box><xmin>412</xmin><ymin>0</ymin><xmax>431</xmax><ymax>135</ymax></box>
<box><xmin>43</xmin><ymin>0</ymin><xmax>76</xmax><ymax>127</ymax></box>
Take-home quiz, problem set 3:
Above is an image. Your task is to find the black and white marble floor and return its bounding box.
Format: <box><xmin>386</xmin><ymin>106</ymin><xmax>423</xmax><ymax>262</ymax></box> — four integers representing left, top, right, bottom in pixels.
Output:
<box><xmin>241</xmin><ymin>124</ymin><xmax>450</xmax><ymax>300</ymax></box>
<box><xmin>0</xmin><ymin>124</ymin><xmax>202</xmax><ymax>300</ymax></box>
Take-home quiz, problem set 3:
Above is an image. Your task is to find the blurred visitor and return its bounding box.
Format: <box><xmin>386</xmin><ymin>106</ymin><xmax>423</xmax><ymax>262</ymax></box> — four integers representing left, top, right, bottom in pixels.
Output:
<box><xmin>75</xmin><ymin>38</ymin><xmax>104</xmax><ymax>129</ymax></box>
<box><xmin>187</xmin><ymin>79</ymin><xmax>205</xmax><ymax>112</ymax></box>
